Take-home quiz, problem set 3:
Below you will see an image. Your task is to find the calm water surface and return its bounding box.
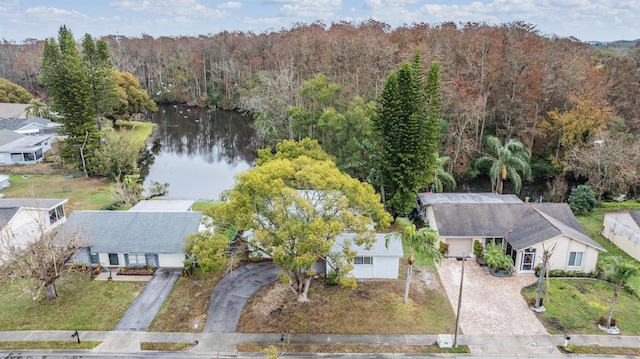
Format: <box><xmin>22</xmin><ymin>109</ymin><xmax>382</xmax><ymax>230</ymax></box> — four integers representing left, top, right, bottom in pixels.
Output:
<box><xmin>143</xmin><ymin>105</ymin><xmax>257</xmax><ymax>201</ymax></box>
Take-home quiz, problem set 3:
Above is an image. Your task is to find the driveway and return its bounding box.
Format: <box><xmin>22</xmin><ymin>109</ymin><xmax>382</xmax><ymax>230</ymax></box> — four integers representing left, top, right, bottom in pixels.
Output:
<box><xmin>437</xmin><ymin>258</ymin><xmax>548</xmax><ymax>336</ymax></box>
<box><xmin>114</xmin><ymin>268</ymin><xmax>182</xmax><ymax>331</ymax></box>
<box><xmin>203</xmin><ymin>261</ymin><xmax>280</xmax><ymax>333</ymax></box>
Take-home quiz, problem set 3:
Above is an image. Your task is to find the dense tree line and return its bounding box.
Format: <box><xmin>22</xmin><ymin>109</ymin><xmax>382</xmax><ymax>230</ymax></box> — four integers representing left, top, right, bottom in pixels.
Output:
<box><xmin>2</xmin><ymin>21</ymin><xmax>640</xmax><ymax>198</ymax></box>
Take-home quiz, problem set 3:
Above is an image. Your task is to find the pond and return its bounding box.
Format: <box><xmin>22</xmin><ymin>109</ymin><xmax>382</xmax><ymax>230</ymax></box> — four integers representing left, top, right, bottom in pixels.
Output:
<box><xmin>142</xmin><ymin>105</ymin><xmax>257</xmax><ymax>201</ymax></box>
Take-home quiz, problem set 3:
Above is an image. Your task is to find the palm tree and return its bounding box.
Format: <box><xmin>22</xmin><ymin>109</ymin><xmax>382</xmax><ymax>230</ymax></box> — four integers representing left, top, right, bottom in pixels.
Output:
<box><xmin>475</xmin><ymin>135</ymin><xmax>532</xmax><ymax>194</ymax></box>
<box><xmin>602</xmin><ymin>256</ymin><xmax>639</xmax><ymax>328</ymax></box>
<box><xmin>24</xmin><ymin>98</ymin><xmax>52</xmax><ymax>119</ymax></box>
<box><xmin>387</xmin><ymin>217</ymin><xmax>442</xmax><ymax>303</ymax></box>
<box><xmin>432</xmin><ymin>155</ymin><xmax>457</xmax><ymax>193</ymax></box>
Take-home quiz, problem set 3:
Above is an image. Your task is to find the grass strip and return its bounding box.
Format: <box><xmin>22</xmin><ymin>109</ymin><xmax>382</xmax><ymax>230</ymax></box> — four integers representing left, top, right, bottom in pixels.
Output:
<box><xmin>237</xmin><ymin>343</ymin><xmax>470</xmax><ymax>354</ymax></box>
<box><xmin>140</xmin><ymin>342</ymin><xmax>194</xmax><ymax>351</ymax></box>
<box><xmin>0</xmin><ymin>341</ymin><xmax>100</xmax><ymax>350</ymax></box>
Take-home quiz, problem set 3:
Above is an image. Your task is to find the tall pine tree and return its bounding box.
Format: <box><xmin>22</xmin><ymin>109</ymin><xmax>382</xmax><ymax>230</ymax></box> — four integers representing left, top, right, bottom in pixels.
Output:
<box><xmin>82</xmin><ymin>34</ymin><xmax>119</xmax><ymax>131</ymax></box>
<box><xmin>373</xmin><ymin>52</ymin><xmax>442</xmax><ymax>216</ymax></box>
<box><xmin>40</xmin><ymin>26</ymin><xmax>100</xmax><ymax>176</ymax></box>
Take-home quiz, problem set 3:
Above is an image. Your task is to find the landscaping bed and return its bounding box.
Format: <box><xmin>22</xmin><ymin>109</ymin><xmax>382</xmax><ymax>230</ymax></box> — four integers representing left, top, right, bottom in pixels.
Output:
<box><xmin>118</xmin><ymin>266</ymin><xmax>157</xmax><ymax>276</ymax></box>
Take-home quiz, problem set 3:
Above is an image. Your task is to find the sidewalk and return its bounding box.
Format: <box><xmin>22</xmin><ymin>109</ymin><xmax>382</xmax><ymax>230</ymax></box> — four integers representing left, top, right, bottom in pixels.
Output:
<box><xmin>1</xmin><ymin>330</ymin><xmax>639</xmax><ymax>356</ymax></box>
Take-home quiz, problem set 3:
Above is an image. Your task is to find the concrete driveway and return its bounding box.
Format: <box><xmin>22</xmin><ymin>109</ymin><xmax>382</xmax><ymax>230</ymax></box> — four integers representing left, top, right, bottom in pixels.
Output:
<box><xmin>437</xmin><ymin>258</ymin><xmax>548</xmax><ymax>336</ymax></box>
<box><xmin>114</xmin><ymin>268</ymin><xmax>182</xmax><ymax>331</ymax></box>
<box><xmin>204</xmin><ymin>261</ymin><xmax>280</xmax><ymax>333</ymax></box>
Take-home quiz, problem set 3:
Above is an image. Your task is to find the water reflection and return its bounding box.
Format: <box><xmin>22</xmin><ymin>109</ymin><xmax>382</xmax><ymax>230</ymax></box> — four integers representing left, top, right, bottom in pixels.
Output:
<box><xmin>142</xmin><ymin>105</ymin><xmax>257</xmax><ymax>201</ymax></box>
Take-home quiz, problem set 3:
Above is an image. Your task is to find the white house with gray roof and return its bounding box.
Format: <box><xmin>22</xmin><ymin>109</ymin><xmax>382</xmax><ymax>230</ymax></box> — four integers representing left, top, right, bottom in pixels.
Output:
<box><xmin>0</xmin><ymin>129</ymin><xmax>52</xmax><ymax>165</ymax></box>
<box><xmin>420</xmin><ymin>192</ymin><xmax>604</xmax><ymax>274</ymax></box>
<box><xmin>0</xmin><ymin>198</ymin><xmax>67</xmax><ymax>258</ymax></box>
<box><xmin>60</xmin><ymin>211</ymin><xmax>203</xmax><ymax>268</ymax></box>
<box><xmin>320</xmin><ymin>233</ymin><xmax>404</xmax><ymax>279</ymax></box>
<box><xmin>602</xmin><ymin>211</ymin><xmax>640</xmax><ymax>262</ymax></box>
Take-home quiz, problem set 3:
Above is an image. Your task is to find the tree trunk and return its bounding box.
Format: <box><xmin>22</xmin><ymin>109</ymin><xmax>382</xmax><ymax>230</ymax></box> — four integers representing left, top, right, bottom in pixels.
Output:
<box><xmin>607</xmin><ymin>285</ymin><xmax>620</xmax><ymax>328</ymax></box>
<box><xmin>535</xmin><ymin>261</ymin><xmax>545</xmax><ymax>308</ymax></box>
<box><xmin>46</xmin><ymin>282</ymin><xmax>57</xmax><ymax>300</ymax></box>
<box><xmin>404</xmin><ymin>264</ymin><xmax>412</xmax><ymax>303</ymax></box>
<box><xmin>297</xmin><ymin>277</ymin><xmax>311</xmax><ymax>303</ymax></box>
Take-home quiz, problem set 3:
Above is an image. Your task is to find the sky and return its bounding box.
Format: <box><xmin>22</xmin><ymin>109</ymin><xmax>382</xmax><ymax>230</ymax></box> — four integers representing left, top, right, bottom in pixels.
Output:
<box><xmin>0</xmin><ymin>0</ymin><xmax>638</xmax><ymax>43</ymax></box>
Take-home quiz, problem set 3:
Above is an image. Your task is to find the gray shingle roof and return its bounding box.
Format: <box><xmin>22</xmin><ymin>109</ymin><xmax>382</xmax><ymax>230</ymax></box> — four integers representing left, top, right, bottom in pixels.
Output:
<box><xmin>419</xmin><ymin>192</ymin><xmax>523</xmax><ymax>205</ymax></box>
<box><xmin>0</xmin><ymin>129</ymin><xmax>24</xmax><ymax>146</ymax></box>
<box><xmin>59</xmin><ymin>211</ymin><xmax>203</xmax><ymax>253</ymax></box>
<box><xmin>432</xmin><ymin>202</ymin><xmax>604</xmax><ymax>251</ymax></box>
<box><xmin>0</xmin><ymin>198</ymin><xmax>67</xmax><ymax>210</ymax></box>
<box><xmin>0</xmin><ymin>207</ymin><xmax>19</xmax><ymax>229</ymax></box>
<box><xmin>0</xmin><ymin>103</ymin><xmax>28</xmax><ymax>120</ymax></box>
<box><xmin>628</xmin><ymin>211</ymin><xmax>640</xmax><ymax>226</ymax></box>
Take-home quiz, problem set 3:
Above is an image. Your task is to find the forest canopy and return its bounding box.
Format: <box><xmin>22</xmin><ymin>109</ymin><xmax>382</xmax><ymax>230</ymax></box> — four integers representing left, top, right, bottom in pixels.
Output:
<box><xmin>2</xmin><ymin>20</ymin><xmax>640</xmax><ymax>199</ymax></box>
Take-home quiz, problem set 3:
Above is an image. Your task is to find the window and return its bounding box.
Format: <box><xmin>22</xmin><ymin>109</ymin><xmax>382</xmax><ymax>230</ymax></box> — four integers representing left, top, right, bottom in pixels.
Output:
<box><xmin>108</xmin><ymin>253</ymin><xmax>119</xmax><ymax>266</ymax></box>
<box><xmin>90</xmin><ymin>253</ymin><xmax>99</xmax><ymax>264</ymax></box>
<box><xmin>128</xmin><ymin>253</ymin><xmax>146</xmax><ymax>266</ymax></box>
<box><xmin>484</xmin><ymin>237</ymin><xmax>503</xmax><ymax>247</ymax></box>
<box><xmin>354</xmin><ymin>256</ymin><xmax>373</xmax><ymax>265</ymax></box>
<box><xmin>568</xmin><ymin>252</ymin><xmax>583</xmax><ymax>267</ymax></box>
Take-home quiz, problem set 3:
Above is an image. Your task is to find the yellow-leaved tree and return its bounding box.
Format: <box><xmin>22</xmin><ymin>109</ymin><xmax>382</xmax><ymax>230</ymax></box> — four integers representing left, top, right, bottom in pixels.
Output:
<box><xmin>212</xmin><ymin>138</ymin><xmax>391</xmax><ymax>302</ymax></box>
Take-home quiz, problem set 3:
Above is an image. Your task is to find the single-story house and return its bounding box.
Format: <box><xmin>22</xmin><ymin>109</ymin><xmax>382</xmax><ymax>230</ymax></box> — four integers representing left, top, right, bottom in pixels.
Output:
<box><xmin>0</xmin><ymin>103</ymin><xmax>29</xmax><ymax>120</ymax></box>
<box><xmin>0</xmin><ymin>129</ymin><xmax>52</xmax><ymax>165</ymax></box>
<box><xmin>0</xmin><ymin>117</ymin><xmax>61</xmax><ymax>135</ymax></box>
<box><xmin>318</xmin><ymin>233</ymin><xmax>404</xmax><ymax>279</ymax></box>
<box><xmin>60</xmin><ymin>210</ymin><xmax>203</xmax><ymax>268</ymax></box>
<box><xmin>129</xmin><ymin>199</ymin><xmax>195</xmax><ymax>212</ymax></box>
<box><xmin>0</xmin><ymin>174</ymin><xmax>10</xmax><ymax>189</ymax></box>
<box><xmin>602</xmin><ymin>211</ymin><xmax>640</xmax><ymax>262</ymax></box>
<box><xmin>0</xmin><ymin>198</ymin><xmax>67</xmax><ymax>254</ymax></box>
<box><xmin>420</xmin><ymin>193</ymin><xmax>604</xmax><ymax>274</ymax></box>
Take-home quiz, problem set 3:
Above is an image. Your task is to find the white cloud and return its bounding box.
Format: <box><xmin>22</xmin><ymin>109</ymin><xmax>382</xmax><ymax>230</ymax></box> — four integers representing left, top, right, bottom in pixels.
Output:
<box><xmin>218</xmin><ymin>1</ymin><xmax>242</xmax><ymax>9</ymax></box>
<box><xmin>280</xmin><ymin>0</ymin><xmax>342</xmax><ymax>18</ymax></box>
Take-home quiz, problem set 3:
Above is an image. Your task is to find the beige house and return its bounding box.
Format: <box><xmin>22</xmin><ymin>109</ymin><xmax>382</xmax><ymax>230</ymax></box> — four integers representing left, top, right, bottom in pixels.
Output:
<box><xmin>419</xmin><ymin>193</ymin><xmax>604</xmax><ymax>274</ymax></box>
<box><xmin>602</xmin><ymin>211</ymin><xmax>640</xmax><ymax>262</ymax></box>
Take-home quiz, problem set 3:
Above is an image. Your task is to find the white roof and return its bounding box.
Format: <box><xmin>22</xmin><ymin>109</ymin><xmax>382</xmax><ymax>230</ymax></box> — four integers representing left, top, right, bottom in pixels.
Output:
<box><xmin>129</xmin><ymin>200</ymin><xmax>195</xmax><ymax>212</ymax></box>
<box><xmin>333</xmin><ymin>232</ymin><xmax>404</xmax><ymax>257</ymax></box>
<box><xmin>0</xmin><ymin>174</ymin><xmax>8</xmax><ymax>181</ymax></box>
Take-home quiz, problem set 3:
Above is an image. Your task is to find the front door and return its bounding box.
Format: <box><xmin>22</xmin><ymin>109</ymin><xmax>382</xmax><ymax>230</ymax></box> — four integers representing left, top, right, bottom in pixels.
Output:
<box><xmin>108</xmin><ymin>253</ymin><xmax>119</xmax><ymax>266</ymax></box>
<box><xmin>520</xmin><ymin>248</ymin><xmax>536</xmax><ymax>271</ymax></box>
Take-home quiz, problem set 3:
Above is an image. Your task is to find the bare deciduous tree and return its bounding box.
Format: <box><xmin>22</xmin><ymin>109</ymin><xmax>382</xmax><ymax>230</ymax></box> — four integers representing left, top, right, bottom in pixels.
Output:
<box><xmin>0</xmin><ymin>217</ymin><xmax>84</xmax><ymax>301</ymax></box>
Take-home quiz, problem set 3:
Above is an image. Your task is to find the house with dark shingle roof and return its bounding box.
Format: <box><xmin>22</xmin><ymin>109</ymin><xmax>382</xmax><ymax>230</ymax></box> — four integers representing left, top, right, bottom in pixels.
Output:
<box><xmin>602</xmin><ymin>211</ymin><xmax>640</xmax><ymax>262</ymax></box>
<box><xmin>59</xmin><ymin>211</ymin><xmax>203</xmax><ymax>268</ymax></box>
<box><xmin>420</xmin><ymin>193</ymin><xmax>604</xmax><ymax>274</ymax></box>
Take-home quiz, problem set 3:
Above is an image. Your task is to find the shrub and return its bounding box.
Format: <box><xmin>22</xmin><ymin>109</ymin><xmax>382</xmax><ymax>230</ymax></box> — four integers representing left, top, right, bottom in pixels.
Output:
<box><xmin>483</xmin><ymin>243</ymin><xmax>513</xmax><ymax>272</ymax></box>
<box><xmin>534</xmin><ymin>265</ymin><xmax>600</xmax><ymax>278</ymax></box>
<box><xmin>598</xmin><ymin>315</ymin><xmax>617</xmax><ymax>327</ymax></box>
<box><xmin>568</xmin><ymin>185</ymin><xmax>597</xmax><ymax>214</ymax></box>
<box><xmin>439</xmin><ymin>242</ymin><xmax>449</xmax><ymax>256</ymax></box>
<box><xmin>528</xmin><ymin>297</ymin><xmax>544</xmax><ymax>307</ymax></box>
<box><xmin>473</xmin><ymin>240</ymin><xmax>483</xmax><ymax>258</ymax></box>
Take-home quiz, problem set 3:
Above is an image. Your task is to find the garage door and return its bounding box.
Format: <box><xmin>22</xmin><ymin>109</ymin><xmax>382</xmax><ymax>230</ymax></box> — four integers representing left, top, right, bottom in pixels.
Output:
<box><xmin>446</xmin><ymin>238</ymin><xmax>473</xmax><ymax>258</ymax></box>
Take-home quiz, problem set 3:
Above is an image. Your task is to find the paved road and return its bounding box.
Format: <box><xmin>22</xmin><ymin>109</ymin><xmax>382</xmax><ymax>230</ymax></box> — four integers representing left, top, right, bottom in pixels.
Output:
<box><xmin>114</xmin><ymin>268</ymin><xmax>182</xmax><ymax>331</ymax></box>
<box><xmin>203</xmin><ymin>261</ymin><xmax>280</xmax><ymax>333</ymax></box>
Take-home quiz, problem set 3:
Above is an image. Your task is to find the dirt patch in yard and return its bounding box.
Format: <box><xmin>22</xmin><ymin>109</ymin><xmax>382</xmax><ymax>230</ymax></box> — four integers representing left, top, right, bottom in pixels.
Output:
<box><xmin>237</xmin><ymin>263</ymin><xmax>455</xmax><ymax>334</ymax></box>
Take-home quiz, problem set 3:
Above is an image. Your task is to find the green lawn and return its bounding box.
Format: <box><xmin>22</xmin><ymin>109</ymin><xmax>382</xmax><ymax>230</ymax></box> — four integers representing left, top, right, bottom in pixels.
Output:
<box><xmin>0</xmin><ymin>341</ymin><xmax>101</xmax><ymax>350</ymax></box>
<box><xmin>0</xmin><ymin>271</ymin><xmax>145</xmax><ymax>331</ymax></box>
<box><xmin>575</xmin><ymin>200</ymin><xmax>640</xmax><ymax>294</ymax></box>
<box><xmin>522</xmin><ymin>278</ymin><xmax>640</xmax><ymax>335</ymax></box>
<box><xmin>3</xmin><ymin>174</ymin><xmax>114</xmax><ymax>212</ymax></box>
<box><xmin>115</xmin><ymin>120</ymin><xmax>155</xmax><ymax>145</ymax></box>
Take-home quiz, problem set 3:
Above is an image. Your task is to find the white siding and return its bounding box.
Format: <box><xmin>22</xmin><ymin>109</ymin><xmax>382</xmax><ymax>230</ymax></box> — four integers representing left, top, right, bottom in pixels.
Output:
<box><xmin>603</xmin><ymin>213</ymin><xmax>640</xmax><ymax>262</ymax></box>
<box><xmin>519</xmin><ymin>235</ymin><xmax>600</xmax><ymax>273</ymax></box>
